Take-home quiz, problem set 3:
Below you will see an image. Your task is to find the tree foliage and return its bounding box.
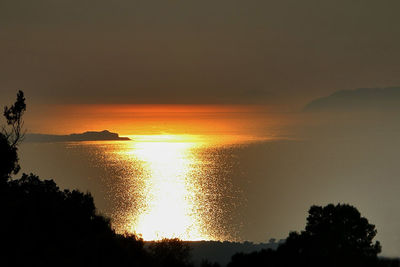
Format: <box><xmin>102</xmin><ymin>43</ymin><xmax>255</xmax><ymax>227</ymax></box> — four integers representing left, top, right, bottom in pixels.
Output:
<box><xmin>304</xmin><ymin>204</ymin><xmax>381</xmax><ymax>257</ymax></box>
<box><xmin>0</xmin><ymin>133</ymin><xmax>19</xmax><ymax>182</ymax></box>
<box><xmin>2</xmin><ymin>90</ymin><xmax>26</xmax><ymax>147</ymax></box>
<box><xmin>0</xmin><ymin>90</ymin><xmax>26</xmax><ymax>182</ymax></box>
<box><xmin>278</xmin><ymin>204</ymin><xmax>381</xmax><ymax>267</ymax></box>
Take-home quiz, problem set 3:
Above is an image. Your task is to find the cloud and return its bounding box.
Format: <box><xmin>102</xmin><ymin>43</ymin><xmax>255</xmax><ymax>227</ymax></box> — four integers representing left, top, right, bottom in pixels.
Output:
<box><xmin>304</xmin><ymin>87</ymin><xmax>400</xmax><ymax>111</ymax></box>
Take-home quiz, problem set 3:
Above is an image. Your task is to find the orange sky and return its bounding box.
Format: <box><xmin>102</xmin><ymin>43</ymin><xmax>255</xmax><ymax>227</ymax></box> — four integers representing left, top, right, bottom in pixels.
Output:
<box><xmin>25</xmin><ymin>104</ymin><xmax>285</xmax><ymax>137</ymax></box>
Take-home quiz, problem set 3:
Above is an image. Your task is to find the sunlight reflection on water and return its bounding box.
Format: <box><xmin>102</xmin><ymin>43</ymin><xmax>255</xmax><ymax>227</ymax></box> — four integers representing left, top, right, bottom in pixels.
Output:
<box><xmin>73</xmin><ymin>135</ymin><xmax>263</xmax><ymax>241</ymax></box>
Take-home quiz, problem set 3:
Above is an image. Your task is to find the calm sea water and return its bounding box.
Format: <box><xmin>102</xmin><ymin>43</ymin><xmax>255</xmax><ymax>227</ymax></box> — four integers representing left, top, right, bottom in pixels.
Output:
<box><xmin>18</xmin><ymin>132</ymin><xmax>400</xmax><ymax>256</ymax></box>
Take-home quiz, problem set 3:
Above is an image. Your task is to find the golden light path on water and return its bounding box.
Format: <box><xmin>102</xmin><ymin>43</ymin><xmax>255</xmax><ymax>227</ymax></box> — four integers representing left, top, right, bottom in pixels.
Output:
<box><xmin>124</xmin><ymin>135</ymin><xmax>203</xmax><ymax>240</ymax></box>
<box><xmin>99</xmin><ymin>134</ymin><xmax>264</xmax><ymax>241</ymax></box>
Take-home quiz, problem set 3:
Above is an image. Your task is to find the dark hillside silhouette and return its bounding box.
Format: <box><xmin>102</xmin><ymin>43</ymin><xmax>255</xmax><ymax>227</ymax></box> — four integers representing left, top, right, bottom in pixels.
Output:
<box><xmin>0</xmin><ymin>173</ymin><xmax>149</xmax><ymax>266</ymax></box>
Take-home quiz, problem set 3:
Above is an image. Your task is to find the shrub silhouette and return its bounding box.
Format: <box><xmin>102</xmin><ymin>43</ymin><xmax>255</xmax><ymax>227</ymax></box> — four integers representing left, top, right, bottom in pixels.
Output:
<box><xmin>148</xmin><ymin>238</ymin><xmax>193</xmax><ymax>267</ymax></box>
<box><xmin>200</xmin><ymin>259</ymin><xmax>222</xmax><ymax>267</ymax></box>
<box><xmin>229</xmin><ymin>248</ymin><xmax>278</xmax><ymax>267</ymax></box>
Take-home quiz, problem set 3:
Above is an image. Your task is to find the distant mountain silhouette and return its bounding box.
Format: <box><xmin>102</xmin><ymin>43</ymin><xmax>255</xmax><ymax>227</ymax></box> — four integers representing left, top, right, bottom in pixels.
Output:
<box><xmin>304</xmin><ymin>87</ymin><xmax>400</xmax><ymax>111</ymax></box>
<box><xmin>25</xmin><ymin>130</ymin><xmax>130</xmax><ymax>142</ymax></box>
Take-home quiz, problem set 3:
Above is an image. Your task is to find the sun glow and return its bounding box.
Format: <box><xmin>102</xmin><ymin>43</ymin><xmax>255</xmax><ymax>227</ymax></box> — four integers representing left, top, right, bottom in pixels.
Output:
<box><xmin>26</xmin><ymin>104</ymin><xmax>279</xmax><ymax>138</ymax></box>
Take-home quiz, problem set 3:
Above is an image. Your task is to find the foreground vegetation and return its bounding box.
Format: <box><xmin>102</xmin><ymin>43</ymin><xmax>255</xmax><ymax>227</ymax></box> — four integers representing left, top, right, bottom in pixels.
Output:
<box><xmin>228</xmin><ymin>204</ymin><xmax>399</xmax><ymax>267</ymax></box>
<box><xmin>0</xmin><ymin>92</ymin><xmax>193</xmax><ymax>266</ymax></box>
<box><xmin>1</xmin><ymin>91</ymin><xmax>399</xmax><ymax>266</ymax></box>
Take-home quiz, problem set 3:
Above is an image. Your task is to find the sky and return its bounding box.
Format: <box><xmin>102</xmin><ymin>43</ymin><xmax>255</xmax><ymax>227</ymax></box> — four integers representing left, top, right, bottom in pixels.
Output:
<box><xmin>1</xmin><ymin>0</ymin><xmax>400</xmax><ymax>113</ymax></box>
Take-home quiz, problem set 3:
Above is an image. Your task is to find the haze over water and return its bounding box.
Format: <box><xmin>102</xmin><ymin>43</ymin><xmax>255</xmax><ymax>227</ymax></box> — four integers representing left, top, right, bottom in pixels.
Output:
<box><xmin>18</xmin><ymin>108</ymin><xmax>400</xmax><ymax>257</ymax></box>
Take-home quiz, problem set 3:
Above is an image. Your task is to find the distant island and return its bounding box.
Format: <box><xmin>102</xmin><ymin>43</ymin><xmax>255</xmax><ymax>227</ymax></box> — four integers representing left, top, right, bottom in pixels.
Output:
<box><xmin>25</xmin><ymin>130</ymin><xmax>131</xmax><ymax>142</ymax></box>
<box><xmin>304</xmin><ymin>87</ymin><xmax>400</xmax><ymax>112</ymax></box>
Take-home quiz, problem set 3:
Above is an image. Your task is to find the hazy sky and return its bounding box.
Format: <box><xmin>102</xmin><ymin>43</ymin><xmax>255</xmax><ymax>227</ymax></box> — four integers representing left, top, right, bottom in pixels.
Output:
<box><xmin>1</xmin><ymin>0</ymin><xmax>400</xmax><ymax>109</ymax></box>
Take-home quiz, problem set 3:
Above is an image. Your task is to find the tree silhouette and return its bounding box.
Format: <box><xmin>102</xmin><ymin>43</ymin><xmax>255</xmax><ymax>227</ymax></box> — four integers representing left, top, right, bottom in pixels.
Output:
<box><xmin>278</xmin><ymin>204</ymin><xmax>381</xmax><ymax>267</ymax></box>
<box><xmin>0</xmin><ymin>90</ymin><xmax>26</xmax><ymax>183</ymax></box>
<box><xmin>0</xmin><ymin>133</ymin><xmax>19</xmax><ymax>183</ymax></box>
<box><xmin>228</xmin><ymin>203</ymin><xmax>385</xmax><ymax>267</ymax></box>
<box><xmin>3</xmin><ymin>90</ymin><xmax>26</xmax><ymax>147</ymax></box>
